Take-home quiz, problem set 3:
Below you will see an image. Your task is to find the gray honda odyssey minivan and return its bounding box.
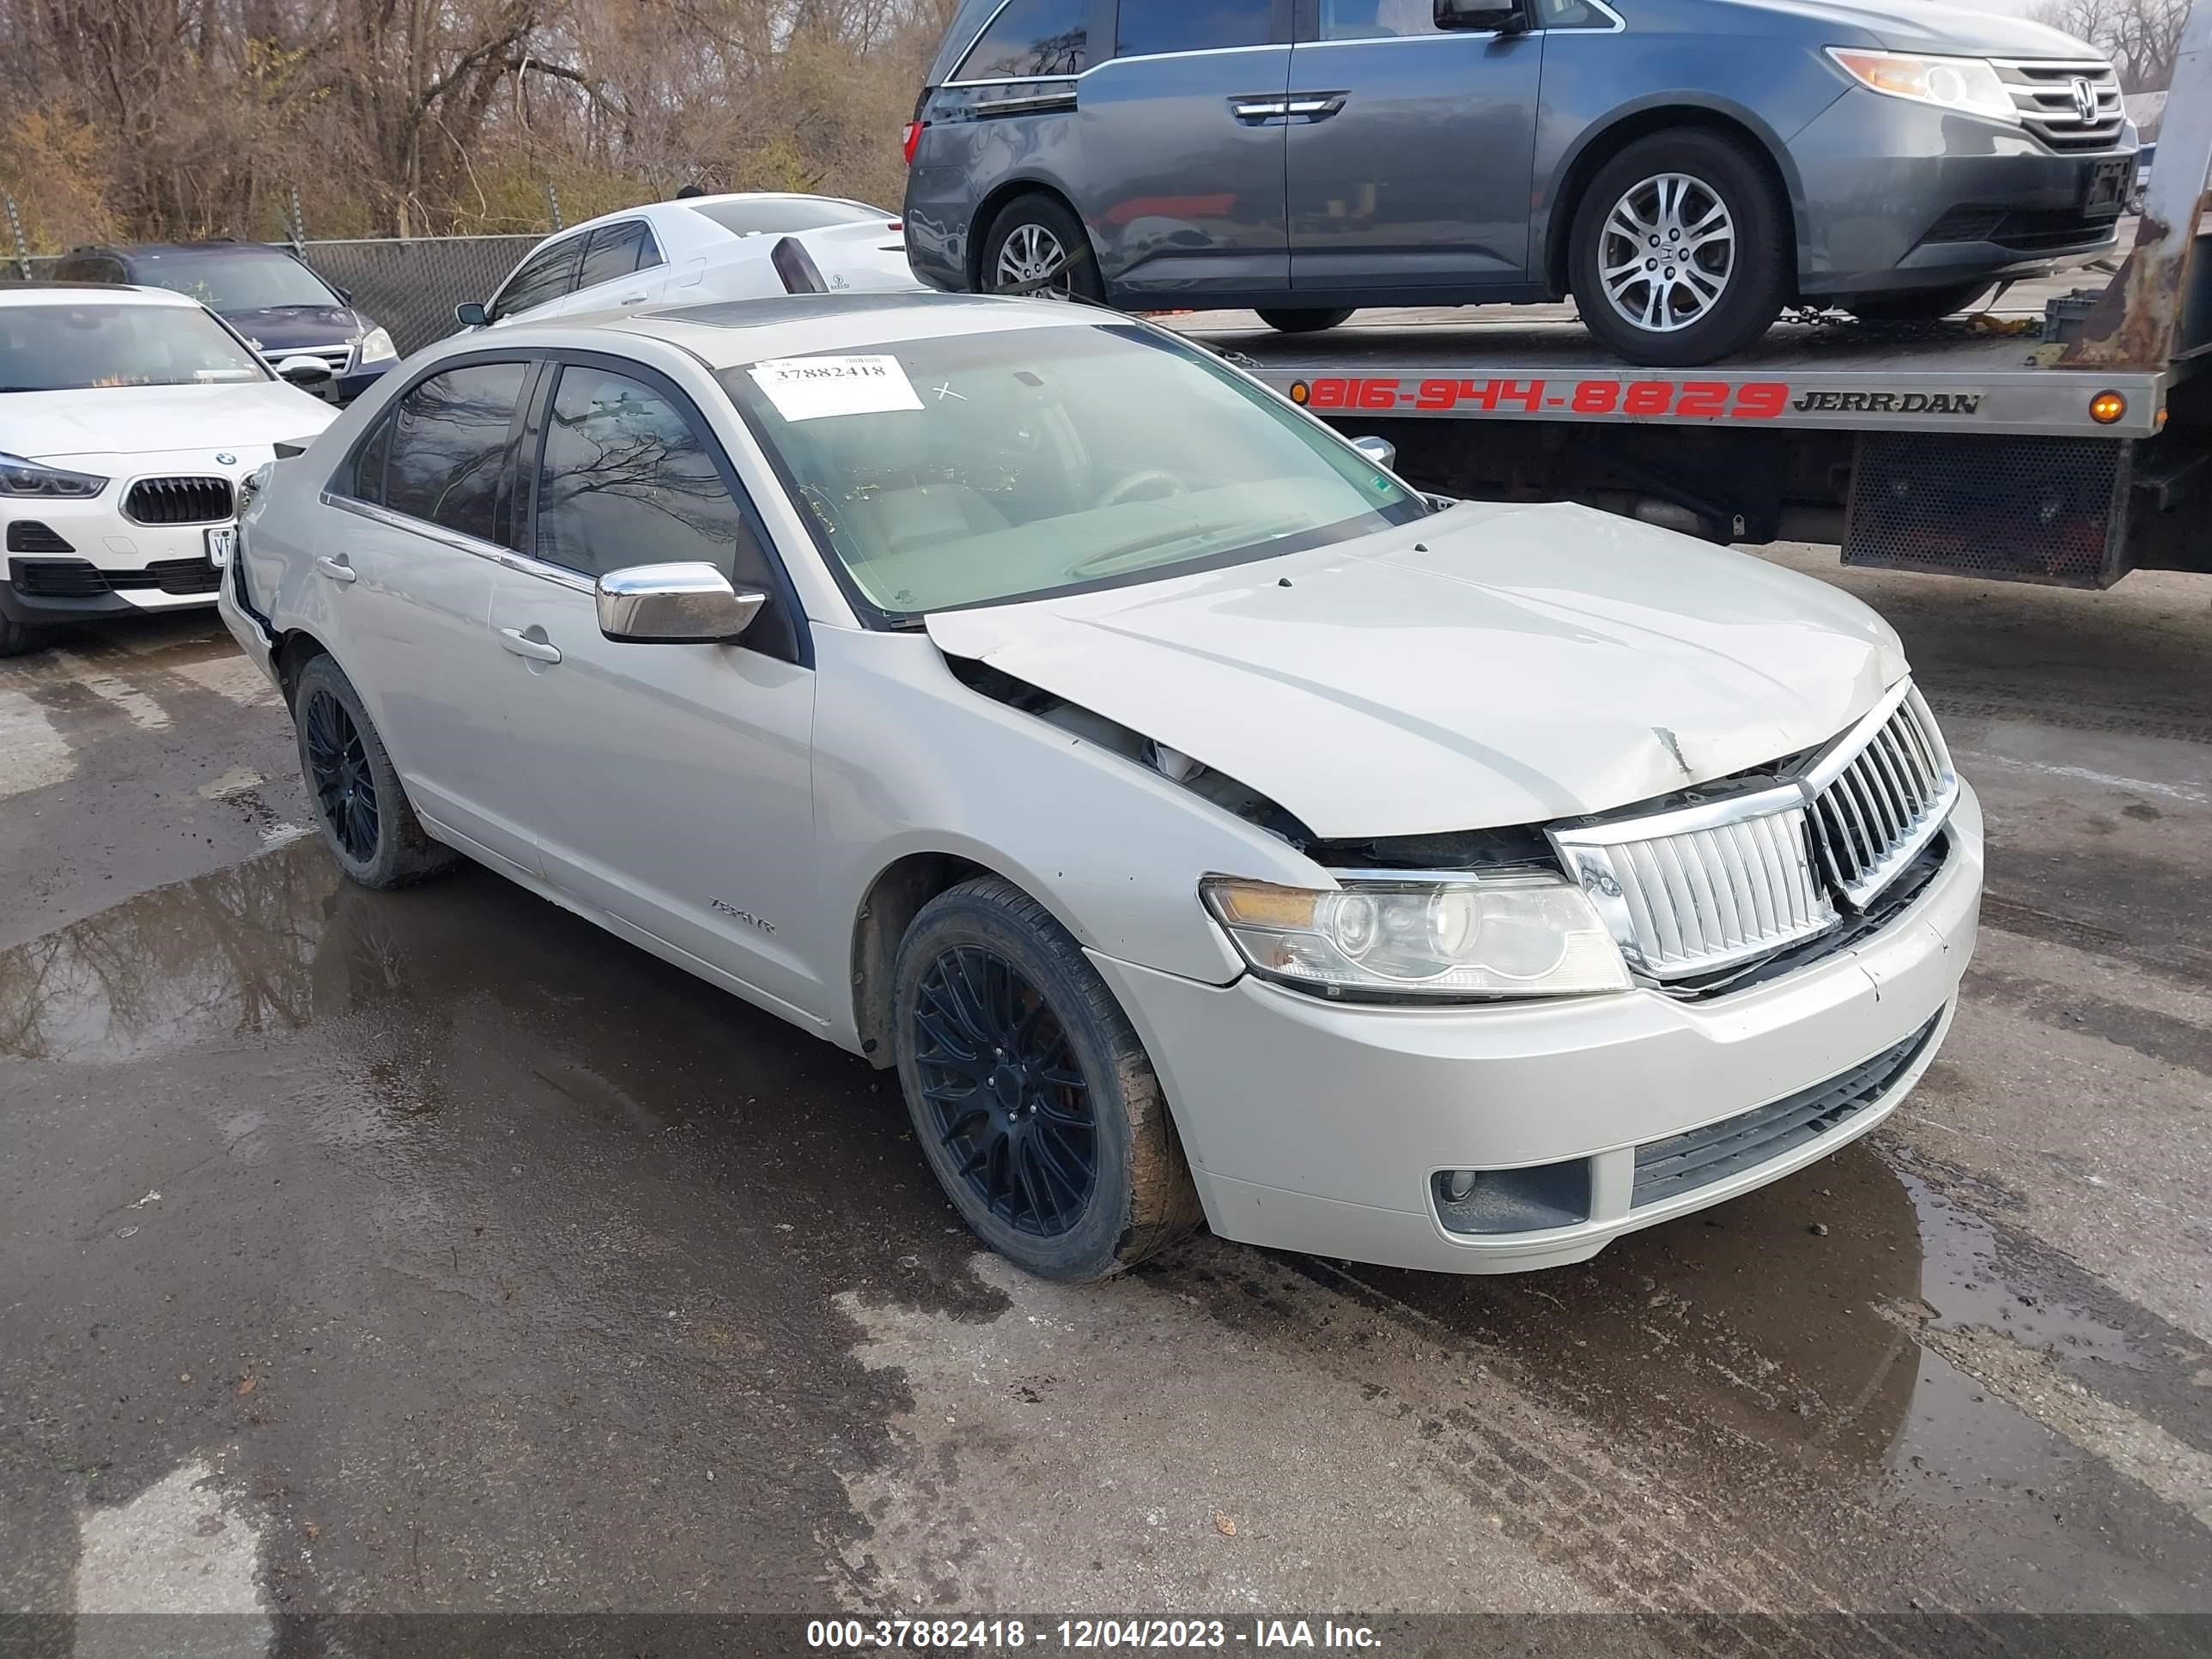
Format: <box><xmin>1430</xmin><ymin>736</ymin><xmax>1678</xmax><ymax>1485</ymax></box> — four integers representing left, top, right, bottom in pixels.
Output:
<box><xmin>901</xmin><ymin>0</ymin><xmax>2136</xmax><ymax>365</ymax></box>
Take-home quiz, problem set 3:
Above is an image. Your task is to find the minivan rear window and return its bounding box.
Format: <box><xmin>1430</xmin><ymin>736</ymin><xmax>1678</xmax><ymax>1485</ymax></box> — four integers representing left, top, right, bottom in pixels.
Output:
<box><xmin>953</xmin><ymin>0</ymin><xmax>1088</xmax><ymax>79</ymax></box>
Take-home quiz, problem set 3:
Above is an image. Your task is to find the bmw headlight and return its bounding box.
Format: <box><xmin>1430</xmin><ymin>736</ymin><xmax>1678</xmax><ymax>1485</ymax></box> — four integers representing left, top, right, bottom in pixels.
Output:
<box><xmin>1826</xmin><ymin>49</ymin><xmax>2018</xmax><ymax>124</ymax></box>
<box><xmin>1201</xmin><ymin>875</ymin><xmax>1631</xmax><ymax>1000</ymax></box>
<box><xmin>0</xmin><ymin>453</ymin><xmax>108</xmax><ymax>497</ymax></box>
<box><xmin>355</xmin><ymin>326</ymin><xmax>397</xmax><ymax>365</ymax></box>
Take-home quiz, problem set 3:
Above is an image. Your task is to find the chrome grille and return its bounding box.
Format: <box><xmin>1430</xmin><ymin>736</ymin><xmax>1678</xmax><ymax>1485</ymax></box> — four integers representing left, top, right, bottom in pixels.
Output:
<box><xmin>1994</xmin><ymin>59</ymin><xmax>2125</xmax><ymax>153</ymax></box>
<box><xmin>257</xmin><ymin>341</ymin><xmax>353</xmax><ymax>375</ymax></box>
<box><xmin>1551</xmin><ymin>788</ymin><xmax>1838</xmax><ymax>979</ymax></box>
<box><xmin>1803</xmin><ymin>684</ymin><xmax>1958</xmax><ymax>907</ymax></box>
<box><xmin>1549</xmin><ymin>681</ymin><xmax>1956</xmax><ymax>982</ymax></box>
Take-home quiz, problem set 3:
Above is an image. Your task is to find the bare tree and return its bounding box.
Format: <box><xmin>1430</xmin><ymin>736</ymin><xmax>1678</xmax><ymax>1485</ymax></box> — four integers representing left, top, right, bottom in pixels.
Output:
<box><xmin>2035</xmin><ymin>0</ymin><xmax>2189</xmax><ymax>92</ymax></box>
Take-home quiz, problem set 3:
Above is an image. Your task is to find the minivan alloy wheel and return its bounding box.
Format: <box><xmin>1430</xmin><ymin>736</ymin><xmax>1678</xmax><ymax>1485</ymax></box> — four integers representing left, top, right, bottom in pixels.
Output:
<box><xmin>1599</xmin><ymin>173</ymin><xmax>1735</xmax><ymax>335</ymax></box>
<box><xmin>994</xmin><ymin>224</ymin><xmax>1071</xmax><ymax>297</ymax></box>
<box><xmin>912</xmin><ymin>944</ymin><xmax>1098</xmax><ymax>1237</ymax></box>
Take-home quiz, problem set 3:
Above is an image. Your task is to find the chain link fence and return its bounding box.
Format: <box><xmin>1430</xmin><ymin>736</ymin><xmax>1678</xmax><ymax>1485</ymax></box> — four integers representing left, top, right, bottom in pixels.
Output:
<box><xmin>3</xmin><ymin>234</ymin><xmax>536</xmax><ymax>358</ymax></box>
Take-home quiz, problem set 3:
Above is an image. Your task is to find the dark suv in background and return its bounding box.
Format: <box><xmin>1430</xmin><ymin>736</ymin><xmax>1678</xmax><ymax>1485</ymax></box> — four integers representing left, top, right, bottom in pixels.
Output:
<box><xmin>901</xmin><ymin>0</ymin><xmax>2136</xmax><ymax>365</ymax></box>
<box><xmin>52</xmin><ymin>241</ymin><xmax>398</xmax><ymax>402</ymax></box>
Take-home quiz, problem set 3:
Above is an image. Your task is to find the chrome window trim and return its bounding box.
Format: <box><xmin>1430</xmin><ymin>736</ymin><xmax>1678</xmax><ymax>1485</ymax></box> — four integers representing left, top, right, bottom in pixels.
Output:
<box><xmin>319</xmin><ymin>489</ymin><xmax>586</xmax><ymax>581</ymax></box>
<box><xmin>949</xmin><ymin>42</ymin><xmax>1290</xmax><ymax>84</ymax></box>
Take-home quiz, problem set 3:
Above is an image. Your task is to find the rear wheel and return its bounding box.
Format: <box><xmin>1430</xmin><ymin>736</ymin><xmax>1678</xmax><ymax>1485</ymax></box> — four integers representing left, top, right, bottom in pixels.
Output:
<box><xmin>1256</xmin><ymin>307</ymin><xmax>1357</xmax><ymax>334</ymax></box>
<box><xmin>980</xmin><ymin>193</ymin><xmax>1103</xmax><ymax>301</ymax></box>
<box><xmin>1848</xmin><ymin>282</ymin><xmax>1995</xmax><ymax>322</ymax></box>
<box><xmin>292</xmin><ymin>653</ymin><xmax>459</xmax><ymax>890</ymax></box>
<box><xmin>892</xmin><ymin>877</ymin><xmax>1201</xmax><ymax>1281</ymax></box>
<box><xmin>1570</xmin><ymin>129</ymin><xmax>1790</xmax><ymax>368</ymax></box>
<box><xmin>0</xmin><ymin>617</ymin><xmax>50</xmax><ymax>658</ymax></box>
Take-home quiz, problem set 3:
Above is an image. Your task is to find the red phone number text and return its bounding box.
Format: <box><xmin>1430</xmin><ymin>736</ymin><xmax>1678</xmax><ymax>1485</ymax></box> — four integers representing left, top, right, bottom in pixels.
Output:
<box><xmin>1288</xmin><ymin>377</ymin><xmax>1790</xmax><ymax>420</ymax></box>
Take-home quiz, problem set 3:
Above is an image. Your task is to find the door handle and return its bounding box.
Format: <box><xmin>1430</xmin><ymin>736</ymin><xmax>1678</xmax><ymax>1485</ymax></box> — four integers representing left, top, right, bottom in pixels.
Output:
<box><xmin>497</xmin><ymin>626</ymin><xmax>562</xmax><ymax>665</ymax></box>
<box><xmin>617</xmin><ymin>290</ymin><xmax>647</xmax><ymax>304</ymax></box>
<box><xmin>313</xmin><ymin>554</ymin><xmax>356</xmax><ymax>584</ymax></box>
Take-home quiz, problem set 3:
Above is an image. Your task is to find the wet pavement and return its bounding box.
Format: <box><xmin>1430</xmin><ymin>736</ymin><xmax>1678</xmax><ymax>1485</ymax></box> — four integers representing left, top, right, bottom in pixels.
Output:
<box><xmin>1</xmin><ymin>560</ymin><xmax>2208</xmax><ymax>1646</ymax></box>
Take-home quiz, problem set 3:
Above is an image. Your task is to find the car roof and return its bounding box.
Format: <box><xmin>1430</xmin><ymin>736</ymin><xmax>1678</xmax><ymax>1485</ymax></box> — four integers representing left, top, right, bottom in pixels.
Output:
<box><xmin>550</xmin><ymin>191</ymin><xmax>891</xmax><ymax>242</ymax></box>
<box><xmin>507</xmin><ymin>291</ymin><xmax>1114</xmax><ymax>369</ymax></box>
<box><xmin>0</xmin><ymin>283</ymin><xmax>203</xmax><ymax>310</ymax></box>
<box><xmin>76</xmin><ymin>241</ymin><xmax>301</xmax><ymax>261</ymax></box>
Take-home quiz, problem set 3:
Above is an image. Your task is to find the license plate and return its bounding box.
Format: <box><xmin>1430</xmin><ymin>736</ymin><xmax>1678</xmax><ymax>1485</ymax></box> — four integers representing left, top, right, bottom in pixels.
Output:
<box><xmin>205</xmin><ymin>526</ymin><xmax>236</xmax><ymax>568</ymax></box>
<box><xmin>2081</xmin><ymin>157</ymin><xmax>2131</xmax><ymax>217</ymax></box>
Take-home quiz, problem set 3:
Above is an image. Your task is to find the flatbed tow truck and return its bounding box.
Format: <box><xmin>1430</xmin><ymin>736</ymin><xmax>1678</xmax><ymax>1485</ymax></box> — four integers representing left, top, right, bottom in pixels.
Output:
<box><xmin>1176</xmin><ymin>4</ymin><xmax>2212</xmax><ymax>591</ymax></box>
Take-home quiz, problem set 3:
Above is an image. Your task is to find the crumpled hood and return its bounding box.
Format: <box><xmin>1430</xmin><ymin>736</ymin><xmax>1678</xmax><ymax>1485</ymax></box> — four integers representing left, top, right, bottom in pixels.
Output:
<box><xmin>1725</xmin><ymin>0</ymin><xmax>2099</xmax><ymax>58</ymax></box>
<box><xmin>6</xmin><ymin>381</ymin><xmax>336</xmax><ymax>461</ymax></box>
<box><xmin>927</xmin><ymin>501</ymin><xmax>1909</xmax><ymax>840</ymax></box>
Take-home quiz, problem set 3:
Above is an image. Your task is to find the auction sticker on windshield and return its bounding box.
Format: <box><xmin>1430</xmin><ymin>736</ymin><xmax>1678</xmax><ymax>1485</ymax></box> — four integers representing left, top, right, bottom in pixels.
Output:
<box><xmin>748</xmin><ymin>355</ymin><xmax>922</xmax><ymax>422</ymax></box>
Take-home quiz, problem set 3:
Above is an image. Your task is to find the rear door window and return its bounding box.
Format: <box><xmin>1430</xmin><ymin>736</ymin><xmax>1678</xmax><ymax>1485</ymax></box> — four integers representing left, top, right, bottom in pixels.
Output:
<box><xmin>575</xmin><ymin>221</ymin><xmax>651</xmax><ymax>291</ymax></box>
<box><xmin>1118</xmin><ymin>0</ymin><xmax>1273</xmax><ymax>55</ymax></box>
<box><xmin>954</xmin><ymin>0</ymin><xmax>1088</xmax><ymax>78</ymax></box>
<box><xmin>491</xmin><ymin>235</ymin><xmax>585</xmax><ymax>319</ymax></box>
<box><xmin>382</xmin><ymin>362</ymin><xmax>530</xmax><ymax>544</ymax></box>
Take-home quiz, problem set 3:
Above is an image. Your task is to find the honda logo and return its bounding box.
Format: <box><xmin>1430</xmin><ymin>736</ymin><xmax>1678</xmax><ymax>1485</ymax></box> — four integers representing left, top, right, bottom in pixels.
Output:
<box><xmin>2069</xmin><ymin>76</ymin><xmax>2099</xmax><ymax>125</ymax></box>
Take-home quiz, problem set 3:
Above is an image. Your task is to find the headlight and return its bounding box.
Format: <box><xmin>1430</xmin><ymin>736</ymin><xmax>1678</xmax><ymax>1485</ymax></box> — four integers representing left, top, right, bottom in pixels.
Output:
<box><xmin>0</xmin><ymin>453</ymin><xmax>108</xmax><ymax>497</ymax></box>
<box><xmin>1201</xmin><ymin>874</ymin><xmax>1632</xmax><ymax>1001</ymax></box>
<box><xmin>1826</xmin><ymin>48</ymin><xmax>2018</xmax><ymax>124</ymax></box>
<box><xmin>355</xmin><ymin>326</ymin><xmax>397</xmax><ymax>365</ymax></box>
<box><xmin>237</xmin><ymin>461</ymin><xmax>276</xmax><ymax>517</ymax></box>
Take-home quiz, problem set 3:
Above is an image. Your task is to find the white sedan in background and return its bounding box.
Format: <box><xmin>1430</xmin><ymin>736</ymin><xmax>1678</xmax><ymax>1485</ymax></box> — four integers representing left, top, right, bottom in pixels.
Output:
<box><xmin>1</xmin><ymin>285</ymin><xmax>336</xmax><ymax>656</ymax></box>
<box><xmin>459</xmin><ymin>193</ymin><xmax>917</xmax><ymax>330</ymax></box>
<box><xmin>221</xmin><ymin>292</ymin><xmax>1980</xmax><ymax>1283</ymax></box>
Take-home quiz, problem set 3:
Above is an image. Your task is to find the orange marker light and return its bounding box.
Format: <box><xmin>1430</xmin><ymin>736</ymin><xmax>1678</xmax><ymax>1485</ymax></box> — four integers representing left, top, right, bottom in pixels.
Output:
<box><xmin>2089</xmin><ymin>391</ymin><xmax>2126</xmax><ymax>424</ymax></box>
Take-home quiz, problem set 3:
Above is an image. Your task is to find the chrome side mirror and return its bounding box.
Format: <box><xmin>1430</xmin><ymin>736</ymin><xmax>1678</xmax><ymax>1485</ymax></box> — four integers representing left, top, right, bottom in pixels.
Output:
<box><xmin>1350</xmin><ymin>434</ymin><xmax>1398</xmax><ymax>473</ymax></box>
<box><xmin>595</xmin><ymin>562</ymin><xmax>765</xmax><ymax>644</ymax></box>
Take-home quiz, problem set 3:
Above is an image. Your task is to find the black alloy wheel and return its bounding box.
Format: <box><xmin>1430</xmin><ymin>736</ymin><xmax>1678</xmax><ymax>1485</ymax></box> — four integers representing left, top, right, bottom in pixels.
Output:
<box><xmin>911</xmin><ymin>945</ymin><xmax>1098</xmax><ymax>1237</ymax></box>
<box><xmin>304</xmin><ymin>685</ymin><xmax>379</xmax><ymax>863</ymax></box>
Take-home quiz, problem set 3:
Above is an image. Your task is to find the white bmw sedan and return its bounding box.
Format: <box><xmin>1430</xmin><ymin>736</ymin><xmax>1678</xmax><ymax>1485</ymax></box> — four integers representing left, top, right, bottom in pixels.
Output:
<box><xmin>1</xmin><ymin>284</ymin><xmax>336</xmax><ymax>656</ymax></box>
<box><xmin>220</xmin><ymin>292</ymin><xmax>1982</xmax><ymax>1282</ymax></box>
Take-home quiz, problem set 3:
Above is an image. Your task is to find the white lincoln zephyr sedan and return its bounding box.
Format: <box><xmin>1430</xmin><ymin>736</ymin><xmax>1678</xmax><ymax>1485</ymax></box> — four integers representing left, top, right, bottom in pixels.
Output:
<box><xmin>219</xmin><ymin>291</ymin><xmax>1982</xmax><ymax>1282</ymax></box>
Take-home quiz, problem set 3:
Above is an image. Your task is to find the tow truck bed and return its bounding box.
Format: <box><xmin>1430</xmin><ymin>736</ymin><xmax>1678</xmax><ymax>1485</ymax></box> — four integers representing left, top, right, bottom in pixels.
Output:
<box><xmin>1176</xmin><ymin>298</ymin><xmax>2172</xmax><ymax>439</ymax></box>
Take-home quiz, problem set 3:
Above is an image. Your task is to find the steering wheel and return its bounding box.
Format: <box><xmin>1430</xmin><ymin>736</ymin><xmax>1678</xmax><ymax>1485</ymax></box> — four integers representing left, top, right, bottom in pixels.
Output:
<box><xmin>1093</xmin><ymin>468</ymin><xmax>1188</xmax><ymax>509</ymax></box>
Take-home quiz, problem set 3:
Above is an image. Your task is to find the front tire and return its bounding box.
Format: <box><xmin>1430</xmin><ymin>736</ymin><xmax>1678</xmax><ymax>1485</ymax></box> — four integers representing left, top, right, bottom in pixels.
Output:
<box><xmin>1849</xmin><ymin>282</ymin><xmax>1994</xmax><ymax>322</ymax></box>
<box><xmin>292</xmin><ymin>653</ymin><xmax>459</xmax><ymax>890</ymax></box>
<box><xmin>1256</xmin><ymin>307</ymin><xmax>1357</xmax><ymax>334</ymax></box>
<box><xmin>979</xmin><ymin>193</ymin><xmax>1103</xmax><ymax>301</ymax></box>
<box><xmin>1569</xmin><ymin>129</ymin><xmax>1790</xmax><ymax>368</ymax></box>
<box><xmin>892</xmin><ymin>877</ymin><xmax>1201</xmax><ymax>1281</ymax></box>
<box><xmin>0</xmin><ymin>617</ymin><xmax>51</xmax><ymax>658</ymax></box>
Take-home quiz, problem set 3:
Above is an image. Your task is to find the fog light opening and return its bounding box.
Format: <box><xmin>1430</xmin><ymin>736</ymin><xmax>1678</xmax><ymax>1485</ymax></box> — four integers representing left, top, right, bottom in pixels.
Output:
<box><xmin>2089</xmin><ymin>390</ymin><xmax>2126</xmax><ymax>425</ymax></box>
<box><xmin>1432</xmin><ymin>1161</ymin><xmax>1593</xmax><ymax>1236</ymax></box>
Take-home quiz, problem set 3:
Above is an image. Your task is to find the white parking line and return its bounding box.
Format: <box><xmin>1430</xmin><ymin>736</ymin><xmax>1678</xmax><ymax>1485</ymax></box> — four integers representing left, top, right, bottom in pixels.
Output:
<box><xmin>52</xmin><ymin>651</ymin><xmax>174</xmax><ymax>732</ymax></box>
<box><xmin>0</xmin><ymin>690</ymin><xmax>75</xmax><ymax>799</ymax></box>
<box><xmin>1953</xmin><ymin>748</ymin><xmax>2209</xmax><ymax>807</ymax></box>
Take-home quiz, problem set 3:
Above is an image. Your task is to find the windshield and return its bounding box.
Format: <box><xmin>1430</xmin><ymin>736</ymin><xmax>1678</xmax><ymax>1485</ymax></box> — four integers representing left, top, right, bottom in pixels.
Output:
<box><xmin>0</xmin><ymin>302</ymin><xmax>270</xmax><ymax>392</ymax></box>
<box><xmin>130</xmin><ymin>251</ymin><xmax>341</xmax><ymax>311</ymax></box>
<box><xmin>718</xmin><ymin>324</ymin><xmax>1424</xmax><ymax>618</ymax></box>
